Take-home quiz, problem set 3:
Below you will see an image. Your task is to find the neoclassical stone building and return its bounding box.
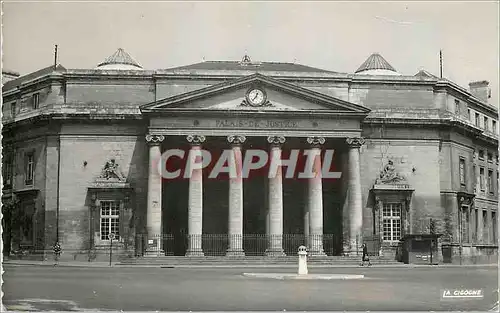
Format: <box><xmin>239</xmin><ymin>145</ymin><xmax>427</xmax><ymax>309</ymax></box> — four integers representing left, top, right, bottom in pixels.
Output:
<box><xmin>2</xmin><ymin>49</ymin><xmax>498</xmax><ymax>263</ymax></box>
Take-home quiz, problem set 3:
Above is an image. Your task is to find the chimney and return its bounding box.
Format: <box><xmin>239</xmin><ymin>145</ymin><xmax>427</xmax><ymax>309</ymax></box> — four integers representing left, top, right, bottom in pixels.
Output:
<box><xmin>469</xmin><ymin>80</ymin><xmax>491</xmax><ymax>103</ymax></box>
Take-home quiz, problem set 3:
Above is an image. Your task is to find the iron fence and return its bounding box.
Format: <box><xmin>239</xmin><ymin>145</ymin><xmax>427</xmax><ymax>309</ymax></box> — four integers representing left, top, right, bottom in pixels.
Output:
<box><xmin>135</xmin><ymin>233</ymin><xmax>342</xmax><ymax>257</ymax></box>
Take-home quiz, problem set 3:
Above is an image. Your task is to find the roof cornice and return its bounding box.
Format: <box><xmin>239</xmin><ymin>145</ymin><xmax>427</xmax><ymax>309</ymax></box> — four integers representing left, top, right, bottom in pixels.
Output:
<box><xmin>3</xmin><ymin>66</ymin><xmax>497</xmax><ymax>116</ymax></box>
<box><xmin>63</xmin><ymin>70</ymin><xmax>155</xmax><ymax>81</ymax></box>
<box><xmin>364</xmin><ymin>115</ymin><xmax>498</xmax><ymax>146</ymax></box>
<box><xmin>2</xmin><ymin>73</ymin><xmax>65</xmax><ymax>97</ymax></box>
<box><xmin>435</xmin><ymin>80</ymin><xmax>498</xmax><ymax>115</ymax></box>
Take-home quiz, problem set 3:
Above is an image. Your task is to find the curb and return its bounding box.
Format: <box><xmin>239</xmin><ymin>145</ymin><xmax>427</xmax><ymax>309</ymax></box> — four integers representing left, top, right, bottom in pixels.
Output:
<box><xmin>242</xmin><ymin>272</ymin><xmax>365</xmax><ymax>280</ymax></box>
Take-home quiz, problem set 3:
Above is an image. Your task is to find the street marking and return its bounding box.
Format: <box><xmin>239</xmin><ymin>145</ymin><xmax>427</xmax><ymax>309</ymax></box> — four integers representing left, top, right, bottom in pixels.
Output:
<box><xmin>3</xmin><ymin>299</ymin><xmax>79</xmax><ymax>311</ymax></box>
<box><xmin>2</xmin><ymin>299</ymin><xmax>117</xmax><ymax>312</ymax></box>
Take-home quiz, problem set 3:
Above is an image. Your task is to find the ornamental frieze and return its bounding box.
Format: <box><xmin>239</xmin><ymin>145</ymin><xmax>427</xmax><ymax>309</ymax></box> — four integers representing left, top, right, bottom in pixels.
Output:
<box><xmin>215</xmin><ymin>119</ymin><xmax>299</xmax><ymax>129</ymax></box>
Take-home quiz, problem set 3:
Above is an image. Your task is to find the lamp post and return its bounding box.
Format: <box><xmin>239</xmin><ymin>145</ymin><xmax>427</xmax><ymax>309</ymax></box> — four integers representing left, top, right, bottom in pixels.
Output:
<box><xmin>109</xmin><ymin>232</ymin><xmax>115</xmax><ymax>267</ymax></box>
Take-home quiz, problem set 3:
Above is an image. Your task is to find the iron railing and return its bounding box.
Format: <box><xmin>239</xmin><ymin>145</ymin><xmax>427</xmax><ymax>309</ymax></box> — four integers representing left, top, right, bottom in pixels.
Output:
<box><xmin>136</xmin><ymin>233</ymin><xmax>343</xmax><ymax>257</ymax></box>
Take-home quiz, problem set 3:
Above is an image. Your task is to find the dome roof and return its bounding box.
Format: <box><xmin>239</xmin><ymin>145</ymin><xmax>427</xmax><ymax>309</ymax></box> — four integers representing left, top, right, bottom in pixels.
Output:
<box><xmin>96</xmin><ymin>48</ymin><xmax>143</xmax><ymax>70</ymax></box>
<box><xmin>355</xmin><ymin>53</ymin><xmax>400</xmax><ymax>75</ymax></box>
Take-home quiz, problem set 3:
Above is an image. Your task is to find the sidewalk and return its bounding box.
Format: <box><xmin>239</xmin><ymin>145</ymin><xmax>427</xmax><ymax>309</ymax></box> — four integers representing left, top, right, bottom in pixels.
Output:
<box><xmin>2</xmin><ymin>259</ymin><xmax>498</xmax><ymax>268</ymax></box>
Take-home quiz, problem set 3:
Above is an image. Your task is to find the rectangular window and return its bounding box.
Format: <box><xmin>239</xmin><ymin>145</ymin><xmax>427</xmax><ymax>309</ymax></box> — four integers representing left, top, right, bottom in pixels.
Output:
<box><xmin>493</xmin><ymin>120</ymin><xmax>497</xmax><ymax>134</ymax></box>
<box><xmin>480</xmin><ymin>167</ymin><xmax>485</xmax><ymax>191</ymax></box>
<box><xmin>488</xmin><ymin>153</ymin><xmax>493</xmax><ymax>163</ymax></box>
<box><xmin>24</xmin><ymin>151</ymin><xmax>35</xmax><ymax>186</ymax></box>
<box><xmin>479</xmin><ymin>150</ymin><xmax>485</xmax><ymax>160</ymax></box>
<box><xmin>455</xmin><ymin>99</ymin><xmax>460</xmax><ymax>115</ymax></box>
<box><xmin>11</xmin><ymin>102</ymin><xmax>16</xmax><ymax>117</ymax></box>
<box><xmin>32</xmin><ymin>93</ymin><xmax>39</xmax><ymax>109</ymax></box>
<box><xmin>492</xmin><ymin>212</ymin><xmax>497</xmax><ymax>244</ymax></box>
<box><xmin>467</xmin><ymin>109</ymin><xmax>471</xmax><ymax>120</ymax></box>
<box><xmin>475</xmin><ymin>113</ymin><xmax>480</xmax><ymax>126</ymax></box>
<box><xmin>483</xmin><ymin>210</ymin><xmax>488</xmax><ymax>243</ymax></box>
<box><xmin>2</xmin><ymin>152</ymin><xmax>13</xmax><ymax>189</ymax></box>
<box><xmin>382</xmin><ymin>203</ymin><xmax>402</xmax><ymax>242</ymax></box>
<box><xmin>459</xmin><ymin>158</ymin><xmax>466</xmax><ymax>186</ymax></box>
<box><xmin>488</xmin><ymin>170</ymin><xmax>493</xmax><ymax>194</ymax></box>
<box><xmin>100</xmin><ymin>200</ymin><xmax>120</xmax><ymax>240</ymax></box>
<box><xmin>484</xmin><ymin>116</ymin><xmax>489</xmax><ymax>130</ymax></box>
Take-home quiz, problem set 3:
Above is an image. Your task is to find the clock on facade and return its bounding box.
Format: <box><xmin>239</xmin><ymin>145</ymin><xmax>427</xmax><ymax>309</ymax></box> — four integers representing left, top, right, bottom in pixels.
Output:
<box><xmin>245</xmin><ymin>88</ymin><xmax>267</xmax><ymax>107</ymax></box>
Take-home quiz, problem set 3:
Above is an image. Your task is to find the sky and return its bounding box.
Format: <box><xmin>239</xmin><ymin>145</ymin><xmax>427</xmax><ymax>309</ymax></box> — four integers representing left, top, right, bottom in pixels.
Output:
<box><xmin>2</xmin><ymin>1</ymin><xmax>499</xmax><ymax>104</ymax></box>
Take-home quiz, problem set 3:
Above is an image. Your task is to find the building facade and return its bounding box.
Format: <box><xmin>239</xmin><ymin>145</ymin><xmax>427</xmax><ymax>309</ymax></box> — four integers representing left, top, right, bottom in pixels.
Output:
<box><xmin>2</xmin><ymin>49</ymin><xmax>498</xmax><ymax>263</ymax></box>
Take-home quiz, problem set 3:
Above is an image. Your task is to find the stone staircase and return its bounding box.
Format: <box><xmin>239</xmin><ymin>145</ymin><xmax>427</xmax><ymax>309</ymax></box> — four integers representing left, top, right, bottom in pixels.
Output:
<box><xmin>119</xmin><ymin>255</ymin><xmax>401</xmax><ymax>266</ymax></box>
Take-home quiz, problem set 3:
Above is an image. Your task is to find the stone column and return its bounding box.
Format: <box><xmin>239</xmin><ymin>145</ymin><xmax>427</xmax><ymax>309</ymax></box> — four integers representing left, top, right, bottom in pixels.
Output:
<box><xmin>145</xmin><ymin>134</ymin><xmax>165</xmax><ymax>256</ymax></box>
<box><xmin>346</xmin><ymin>137</ymin><xmax>365</xmax><ymax>255</ymax></box>
<box><xmin>306</xmin><ymin>136</ymin><xmax>326</xmax><ymax>256</ymax></box>
<box><xmin>304</xmin><ymin>206</ymin><xmax>310</xmax><ymax>248</ymax></box>
<box><xmin>186</xmin><ymin>135</ymin><xmax>206</xmax><ymax>257</ymax></box>
<box><xmin>266</xmin><ymin>135</ymin><xmax>286</xmax><ymax>256</ymax></box>
<box><xmin>226</xmin><ymin>135</ymin><xmax>246</xmax><ymax>257</ymax></box>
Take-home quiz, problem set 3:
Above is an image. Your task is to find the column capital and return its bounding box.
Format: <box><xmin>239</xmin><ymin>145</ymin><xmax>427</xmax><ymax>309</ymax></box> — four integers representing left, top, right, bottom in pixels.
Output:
<box><xmin>346</xmin><ymin>137</ymin><xmax>365</xmax><ymax>148</ymax></box>
<box><xmin>267</xmin><ymin>135</ymin><xmax>286</xmax><ymax>146</ymax></box>
<box><xmin>227</xmin><ymin>135</ymin><xmax>246</xmax><ymax>146</ymax></box>
<box><xmin>186</xmin><ymin>135</ymin><xmax>206</xmax><ymax>145</ymax></box>
<box><xmin>307</xmin><ymin>136</ymin><xmax>326</xmax><ymax>147</ymax></box>
<box><xmin>145</xmin><ymin>134</ymin><xmax>165</xmax><ymax>145</ymax></box>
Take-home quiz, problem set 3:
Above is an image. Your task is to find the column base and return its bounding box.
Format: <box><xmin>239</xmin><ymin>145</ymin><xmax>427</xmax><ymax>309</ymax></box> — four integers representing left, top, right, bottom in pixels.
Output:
<box><xmin>185</xmin><ymin>249</ymin><xmax>204</xmax><ymax>257</ymax></box>
<box><xmin>265</xmin><ymin>248</ymin><xmax>286</xmax><ymax>257</ymax></box>
<box><xmin>348</xmin><ymin>238</ymin><xmax>361</xmax><ymax>256</ymax></box>
<box><xmin>225</xmin><ymin>249</ymin><xmax>245</xmax><ymax>257</ymax></box>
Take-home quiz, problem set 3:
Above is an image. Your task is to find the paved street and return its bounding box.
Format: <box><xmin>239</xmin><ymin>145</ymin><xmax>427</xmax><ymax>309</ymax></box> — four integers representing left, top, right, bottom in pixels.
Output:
<box><xmin>2</xmin><ymin>265</ymin><xmax>498</xmax><ymax>311</ymax></box>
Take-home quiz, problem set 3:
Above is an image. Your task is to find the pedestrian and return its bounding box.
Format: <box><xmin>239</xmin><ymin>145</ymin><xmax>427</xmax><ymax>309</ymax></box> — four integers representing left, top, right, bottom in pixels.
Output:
<box><xmin>360</xmin><ymin>243</ymin><xmax>371</xmax><ymax>267</ymax></box>
<box><xmin>53</xmin><ymin>241</ymin><xmax>62</xmax><ymax>266</ymax></box>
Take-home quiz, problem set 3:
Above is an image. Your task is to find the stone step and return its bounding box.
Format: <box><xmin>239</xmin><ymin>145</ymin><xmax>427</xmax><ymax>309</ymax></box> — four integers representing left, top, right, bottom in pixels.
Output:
<box><xmin>120</xmin><ymin>256</ymin><xmax>400</xmax><ymax>266</ymax></box>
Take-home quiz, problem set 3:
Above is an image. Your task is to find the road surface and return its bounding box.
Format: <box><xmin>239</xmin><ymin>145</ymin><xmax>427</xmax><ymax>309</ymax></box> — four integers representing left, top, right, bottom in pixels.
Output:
<box><xmin>2</xmin><ymin>265</ymin><xmax>498</xmax><ymax>311</ymax></box>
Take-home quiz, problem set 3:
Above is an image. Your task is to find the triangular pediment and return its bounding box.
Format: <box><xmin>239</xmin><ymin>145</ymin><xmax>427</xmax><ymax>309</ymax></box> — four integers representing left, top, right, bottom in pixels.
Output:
<box><xmin>140</xmin><ymin>73</ymin><xmax>370</xmax><ymax>114</ymax></box>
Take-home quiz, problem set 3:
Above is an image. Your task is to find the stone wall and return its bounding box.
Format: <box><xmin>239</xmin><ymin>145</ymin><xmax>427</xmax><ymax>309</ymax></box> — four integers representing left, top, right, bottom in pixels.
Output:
<box><xmin>360</xmin><ymin>138</ymin><xmax>441</xmax><ymax>234</ymax></box>
<box><xmin>65</xmin><ymin>82</ymin><xmax>155</xmax><ymax>105</ymax></box>
<box><xmin>349</xmin><ymin>83</ymin><xmax>435</xmax><ymax>109</ymax></box>
<box><xmin>10</xmin><ymin>136</ymin><xmax>48</xmax><ymax>257</ymax></box>
<box><xmin>57</xmin><ymin>123</ymin><xmax>148</xmax><ymax>260</ymax></box>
